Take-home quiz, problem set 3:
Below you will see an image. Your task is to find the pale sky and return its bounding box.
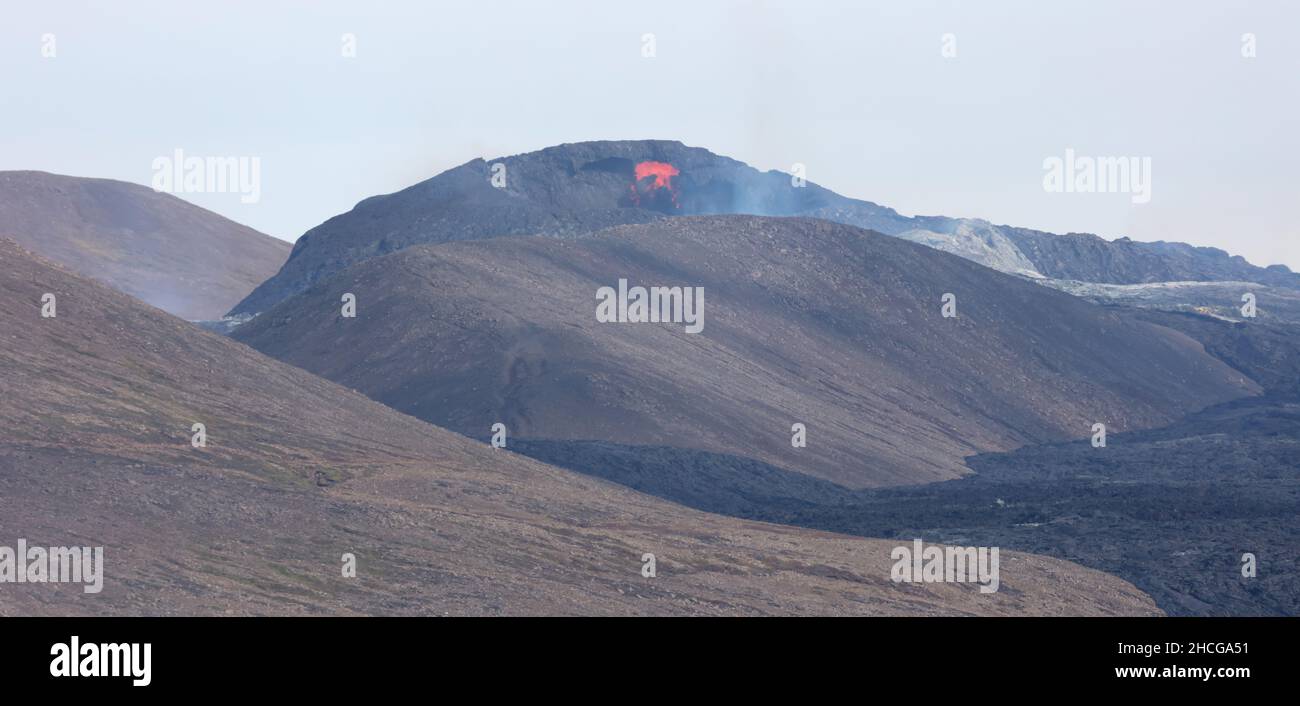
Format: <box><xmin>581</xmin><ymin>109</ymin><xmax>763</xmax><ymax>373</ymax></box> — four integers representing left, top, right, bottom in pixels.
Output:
<box><xmin>3</xmin><ymin>0</ymin><xmax>1297</xmax><ymax>269</ymax></box>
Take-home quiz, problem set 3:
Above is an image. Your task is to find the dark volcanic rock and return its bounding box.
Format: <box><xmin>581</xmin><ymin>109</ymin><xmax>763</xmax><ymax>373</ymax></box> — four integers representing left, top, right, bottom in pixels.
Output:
<box><xmin>498</xmin><ymin>311</ymin><xmax>1300</xmax><ymax>616</ymax></box>
<box><xmin>511</xmin><ymin>399</ymin><xmax>1300</xmax><ymax>617</ymax></box>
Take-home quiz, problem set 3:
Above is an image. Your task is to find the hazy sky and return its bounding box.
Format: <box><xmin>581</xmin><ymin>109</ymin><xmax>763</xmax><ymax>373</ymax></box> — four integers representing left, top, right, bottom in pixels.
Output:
<box><xmin>4</xmin><ymin>1</ymin><xmax>1297</xmax><ymax>268</ymax></box>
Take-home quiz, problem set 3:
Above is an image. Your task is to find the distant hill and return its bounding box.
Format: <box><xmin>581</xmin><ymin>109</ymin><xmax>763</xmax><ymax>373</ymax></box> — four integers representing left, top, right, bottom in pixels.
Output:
<box><xmin>0</xmin><ymin>171</ymin><xmax>289</xmax><ymax>320</ymax></box>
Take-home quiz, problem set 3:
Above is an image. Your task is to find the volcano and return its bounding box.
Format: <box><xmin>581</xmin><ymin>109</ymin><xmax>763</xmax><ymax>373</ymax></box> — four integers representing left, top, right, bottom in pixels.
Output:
<box><xmin>229</xmin><ymin>140</ymin><xmax>1299</xmax><ymax>317</ymax></box>
<box><xmin>227</xmin><ymin>140</ymin><xmax>911</xmax><ymax>315</ymax></box>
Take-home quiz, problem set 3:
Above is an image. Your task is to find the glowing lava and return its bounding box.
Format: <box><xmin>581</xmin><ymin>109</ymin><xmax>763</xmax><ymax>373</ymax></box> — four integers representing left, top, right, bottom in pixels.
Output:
<box><xmin>634</xmin><ymin>161</ymin><xmax>679</xmax><ymax>189</ymax></box>
<box><xmin>630</xmin><ymin>161</ymin><xmax>681</xmax><ymax>209</ymax></box>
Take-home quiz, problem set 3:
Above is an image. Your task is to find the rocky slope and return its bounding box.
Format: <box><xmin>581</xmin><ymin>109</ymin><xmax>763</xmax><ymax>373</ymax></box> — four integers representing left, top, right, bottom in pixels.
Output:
<box><xmin>897</xmin><ymin>219</ymin><xmax>1042</xmax><ymax>277</ymax></box>
<box><xmin>232</xmin><ymin>216</ymin><xmax>1257</xmax><ymax>489</ymax></box>
<box><xmin>0</xmin><ymin>238</ymin><xmax>1160</xmax><ymax>616</ymax></box>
